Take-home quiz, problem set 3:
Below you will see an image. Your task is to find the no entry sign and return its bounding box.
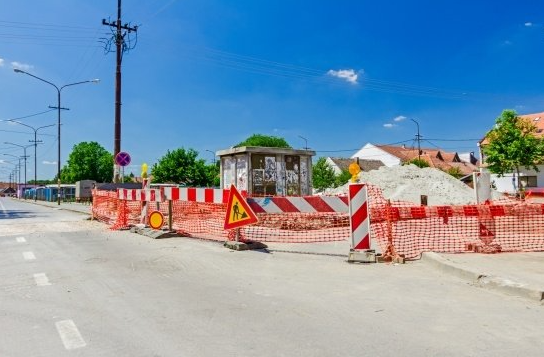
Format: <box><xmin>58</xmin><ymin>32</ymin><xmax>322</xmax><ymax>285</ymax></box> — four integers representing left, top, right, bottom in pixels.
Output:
<box><xmin>115</xmin><ymin>151</ymin><xmax>131</xmax><ymax>167</ymax></box>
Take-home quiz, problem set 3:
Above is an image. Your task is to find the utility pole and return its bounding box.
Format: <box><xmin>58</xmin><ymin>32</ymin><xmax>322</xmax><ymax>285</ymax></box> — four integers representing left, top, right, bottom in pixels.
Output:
<box><xmin>410</xmin><ymin>118</ymin><xmax>422</xmax><ymax>161</ymax></box>
<box><xmin>102</xmin><ymin>0</ymin><xmax>138</xmax><ymax>183</ymax></box>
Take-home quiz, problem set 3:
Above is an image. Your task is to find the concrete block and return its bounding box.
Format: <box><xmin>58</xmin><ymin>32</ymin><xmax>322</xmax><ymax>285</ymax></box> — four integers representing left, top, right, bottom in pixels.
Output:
<box><xmin>347</xmin><ymin>250</ymin><xmax>376</xmax><ymax>263</ymax></box>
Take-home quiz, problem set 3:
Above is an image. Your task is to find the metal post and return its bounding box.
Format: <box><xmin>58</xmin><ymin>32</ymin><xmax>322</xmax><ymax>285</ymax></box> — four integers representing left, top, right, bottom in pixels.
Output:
<box><xmin>168</xmin><ymin>200</ymin><xmax>173</xmax><ymax>232</ymax></box>
<box><xmin>410</xmin><ymin>118</ymin><xmax>421</xmax><ymax>161</ymax></box>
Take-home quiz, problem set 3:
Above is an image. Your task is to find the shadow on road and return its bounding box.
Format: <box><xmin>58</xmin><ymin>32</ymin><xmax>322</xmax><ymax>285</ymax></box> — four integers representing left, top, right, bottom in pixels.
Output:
<box><xmin>0</xmin><ymin>210</ymin><xmax>39</xmax><ymax>219</ymax></box>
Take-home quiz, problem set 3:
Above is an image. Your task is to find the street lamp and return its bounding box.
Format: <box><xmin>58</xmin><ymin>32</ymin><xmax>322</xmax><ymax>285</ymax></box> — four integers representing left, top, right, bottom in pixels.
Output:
<box><xmin>298</xmin><ymin>135</ymin><xmax>309</xmax><ymax>150</ymax></box>
<box><xmin>205</xmin><ymin>149</ymin><xmax>216</xmax><ymax>165</ymax></box>
<box><xmin>1</xmin><ymin>161</ymin><xmax>18</xmax><ymax>192</ymax></box>
<box><xmin>6</xmin><ymin>122</ymin><xmax>55</xmax><ymax>201</ymax></box>
<box><xmin>410</xmin><ymin>118</ymin><xmax>422</xmax><ymax>161</ymax></box>
<box><xmin>14</xmin><ymin>68</ymin><xmax>99</xmax><ymax>205</ymax></box>
<box><xmin>3</xmin><ymin>154</ymin><xmax>22</xmax><ymax>188</ymax></box>
<box><xmin>3</xmin><ymin>156</ymin><xmax>21</xmax><ymax>196</ymax></box>
<box><xmin>5</xmin><ymin>141</ymin><xmax>32</xmax><ymax>189</ymax></box>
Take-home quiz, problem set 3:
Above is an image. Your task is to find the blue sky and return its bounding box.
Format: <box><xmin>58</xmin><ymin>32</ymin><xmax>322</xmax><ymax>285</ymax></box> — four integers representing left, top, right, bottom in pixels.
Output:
<box><xmin>1</xmin><ymin>0</ymin><xmax>544</xmax><ymax>181</ymax></box>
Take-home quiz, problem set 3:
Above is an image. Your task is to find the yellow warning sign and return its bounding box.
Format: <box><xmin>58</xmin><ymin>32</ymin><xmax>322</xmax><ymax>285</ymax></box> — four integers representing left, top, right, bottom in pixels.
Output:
<box><xmin>224</xmin><ymin>185</ymin><xmax>258</xmax><ymax>230</ymax></box>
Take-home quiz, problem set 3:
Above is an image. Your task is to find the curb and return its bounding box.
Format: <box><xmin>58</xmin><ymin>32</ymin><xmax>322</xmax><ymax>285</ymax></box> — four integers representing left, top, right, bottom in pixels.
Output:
<box><xmin>12</xmin><ymin>198</ymin><xmax>91</xmax><ymax>216</ymax></box>
<box><xmin>421</xmin><ymin>252</ymin><xmax>544</xmax><ymax>304</ymax></box>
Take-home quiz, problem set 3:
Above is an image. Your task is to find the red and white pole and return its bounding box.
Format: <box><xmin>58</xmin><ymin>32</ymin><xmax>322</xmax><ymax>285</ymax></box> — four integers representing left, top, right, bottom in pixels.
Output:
<box><xmin>348</xmin><ymin>183</ymin><xmax>370</xmax><ymax>250</ymax></box>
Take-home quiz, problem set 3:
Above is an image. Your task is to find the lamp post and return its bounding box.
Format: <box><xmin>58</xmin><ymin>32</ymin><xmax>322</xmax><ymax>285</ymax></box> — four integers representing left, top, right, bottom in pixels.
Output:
<box><xmin>3</xmin><ymin>156</ymin><xmax>21</xmax><ymax>196</ymax></box>
<box><xmin>3</xmin><ymin>154</ymin><xmax>21</xmax><ymax>185</ymax></box>
<box><xmin>298</xmin><ymin>135</ymin><xmax>309</xmax><ymax>150</ymax></box>
<box><xmin>410</xmin><ymin>118</ymin><xmax>421</xmax><ymax>161</ymax></box>
<box><xmin>205</xmin><ymin>149</ymin><xmax>216</xmax><ymax>165</ymax></box>
<box><xmin>4</xmin><ymin>154</ymin><xmax>21</xmax><ymax>198</ymax></box>
<box><xmin>14</xmin><ymin>68</ymin><xmax>99</xmax><ymax>205</ymax></box>
<box><xmin>5</xmin><ymin>141</ymin><xmax>32</xmax><ymax>190</ymax></box>
<box><xmin>6</xmin><ymin>122</ymin><xmax>55</xmax><ymax>201</ymax></box>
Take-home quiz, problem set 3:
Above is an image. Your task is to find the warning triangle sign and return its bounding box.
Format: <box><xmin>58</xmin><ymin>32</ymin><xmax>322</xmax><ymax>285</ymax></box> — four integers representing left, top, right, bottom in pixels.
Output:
<box><xmin>224</xmin><ymin>185</ymin><xmax>258</xmax><ymax>230</ymax></box>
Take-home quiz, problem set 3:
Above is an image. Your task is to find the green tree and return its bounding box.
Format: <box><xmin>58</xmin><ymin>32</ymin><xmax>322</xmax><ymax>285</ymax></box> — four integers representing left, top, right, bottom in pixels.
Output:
<box><xmin>205</xmin><ymin>162</ymin><xmax>221</xmax><ymax>187</ymax></box>
<box><xmin>151</xmin><ymin>148</ymin><xmax>210</xmax><ymax>186</ymax></box>
<box><xmin>61</xmin><ymin>142</ymin><xmax>113</xmax><ymax>183</ymax></box>
<box><xmin>335</xmin><ymin>169</ymin><xmax>352</xmax><ymax>187</ymax></box>
<box><xmin>406</xmin><ymin>158</ymin><xmax>430</xmax><ymax>168</ymax></box>
<box><xmin>446</xmin><ymin>167</ymin><xmax>464</xmax><ymax>179</ymax></box>
<box><xmin>312</xmin><ymin>157</ymin><xmax>336</xmax><ymax>192</ymax></box>
<box><xmin>235</xmin><ymin>134</ymin><xmax>291</xmax><ymax>148</ymax></box>
<box><xmin>483</xmin><ymin>110</ymin><xmax>544</xmax><ymax>191</ymax></box>
<box><xmin>123</xmin><ymin>172</ymin><xmax>136</xmax><ymax>183</ymax></box>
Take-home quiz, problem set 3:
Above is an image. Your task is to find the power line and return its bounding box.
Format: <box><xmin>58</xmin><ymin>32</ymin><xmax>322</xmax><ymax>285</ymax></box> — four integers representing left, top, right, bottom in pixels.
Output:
<box><xmin>0</xmin><ymin>109</ymin><xmax>56</xmax><ymax>122</ymax></box>
<box><xmin>315</xmin><ymin>139</ymin><xmax>415</xmax><ymax>153</ymax></box>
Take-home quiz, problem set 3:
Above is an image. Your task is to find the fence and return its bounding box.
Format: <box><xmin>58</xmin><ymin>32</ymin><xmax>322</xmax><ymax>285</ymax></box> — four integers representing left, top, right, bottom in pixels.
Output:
<box><xmin>91</xmin><ymin>185</ymin><xmax>544</xmax><ymax>259</ymax></box>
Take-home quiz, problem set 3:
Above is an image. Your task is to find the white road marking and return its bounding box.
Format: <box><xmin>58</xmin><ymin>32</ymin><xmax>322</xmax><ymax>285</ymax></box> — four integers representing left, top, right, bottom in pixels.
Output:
<box><xmin>23</xmin><ymin>251</ymin><xmax>36</xmax><ymax>260</ymax></box>
<box><xmin>55</xmin><ymin>320</ymin><xmax>86</xmax><ymax>350</ymax></box>
<box><xmin>33</xmin><ymin>273</ymin><xmax>51</xmax><ymax>286</ymax></box>
<box><xmin>16</xmin><ymin>237</ymin><xmax>26</xmax><ymax>243</ymax></box>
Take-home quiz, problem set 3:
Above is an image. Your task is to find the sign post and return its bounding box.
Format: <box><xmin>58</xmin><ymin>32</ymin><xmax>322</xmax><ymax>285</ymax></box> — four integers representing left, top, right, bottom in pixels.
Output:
<box><xmin>224</xmin><ymin>185</ymin><xmax>258</xmax><ymax>250</ymax></box>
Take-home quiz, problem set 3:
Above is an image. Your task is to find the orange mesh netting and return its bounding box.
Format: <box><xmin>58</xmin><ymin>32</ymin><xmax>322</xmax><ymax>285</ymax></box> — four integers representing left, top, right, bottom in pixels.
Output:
<box><xmin>92</xmin><ymin>186</ymin><xmax>544</xmax><ymax>259</ymax></box>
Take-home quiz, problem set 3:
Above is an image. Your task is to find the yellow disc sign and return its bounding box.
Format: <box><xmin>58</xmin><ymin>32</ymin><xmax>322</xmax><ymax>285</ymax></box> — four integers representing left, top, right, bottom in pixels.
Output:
<box><xmin>149</xmin><ymin>210</ymin><xmax>164</xmax><ymax>230</ymax></box>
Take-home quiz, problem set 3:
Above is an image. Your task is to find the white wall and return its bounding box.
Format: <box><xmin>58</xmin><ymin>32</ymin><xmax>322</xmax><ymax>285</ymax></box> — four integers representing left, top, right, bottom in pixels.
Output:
<box><xmin>351</xmin><ymin>143</ymin><xmax>401</xmax><ymax>167</ymax></box>
<box><xmin>325</xmin><ymin>157</ymin><xmax>342</xmax><ymax>175</ymax></box>
<box><xmin>483</xmin><ymin>165</ymin><xmax>544</xmax><ymax>193</ymax></box>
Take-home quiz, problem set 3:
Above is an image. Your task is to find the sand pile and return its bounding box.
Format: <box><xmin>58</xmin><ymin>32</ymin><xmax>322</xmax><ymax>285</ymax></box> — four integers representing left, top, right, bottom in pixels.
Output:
<box><xmin>326</xmin><ymin>164</ymin><xmax>478</xmax><ymax>205</ymax></box>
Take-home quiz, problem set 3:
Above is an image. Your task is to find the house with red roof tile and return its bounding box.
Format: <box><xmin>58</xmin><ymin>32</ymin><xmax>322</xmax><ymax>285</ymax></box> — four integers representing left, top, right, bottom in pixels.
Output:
<box><xmin>351</xmin><ymin>143</ymin><xmax>478</xmax><ymax>177</ymax></box>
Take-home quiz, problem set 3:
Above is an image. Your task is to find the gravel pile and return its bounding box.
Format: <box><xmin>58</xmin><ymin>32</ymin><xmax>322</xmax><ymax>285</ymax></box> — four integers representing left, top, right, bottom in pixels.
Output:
<box><xmin>326</xmin><ymin>164</ymin><xmax>478</xmax><ymax>205</ymax></box>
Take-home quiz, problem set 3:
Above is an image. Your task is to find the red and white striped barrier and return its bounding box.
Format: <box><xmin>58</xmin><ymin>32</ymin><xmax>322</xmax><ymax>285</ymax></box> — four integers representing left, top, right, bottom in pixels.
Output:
<box><xmin>247</xmin><ymin>196</ymin><xmax>348</xmax><ymax>213</ymax></box>
<box><xmin>349</xmin><ymin>183</ymin><xmax>371</xmax><ymax>250</ymax></box>
<box><xmin>163</xmin><ymin>187</ymin><xmax>235</xmax><ymax>204</ymax></box>
<box><xmin>118</xmin><ymin>188</ymin><xmax>163</xmax><ymax>202</ymax></box>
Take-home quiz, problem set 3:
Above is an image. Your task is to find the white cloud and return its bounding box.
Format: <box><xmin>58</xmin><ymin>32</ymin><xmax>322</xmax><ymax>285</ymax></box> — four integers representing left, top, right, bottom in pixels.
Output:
<box><xmin>11</xmin><ymin>61</ymin><xmax>33</xmax><ymax>71</ymax></box>
<box><xmin>42</xmin><ymin>161</ymin><xmax>56</xmax><ymax>165</ymax></box>
<box><xmin>383</xmin><ymin>123</ymin><xmax>395</xmax><ymax>128</ymax></box>
<box><xmin>503</xmin><ymin>40</ymin><xmax>513</xmax><ymax>45</ymax></box>
<box><xmin>327</xmin><ymin>69</ymin><xmax>359</xmax><ymax>84</ymax></box>
<box><xmin>525</xmin><ymin>22</ymin><xmax>533</xmax><ymax>27</ymax></box>
<box><xmin>393</xmin><ymin>115</ymin><xmax>407</xmax><ymax>122</ymax></box>
<box><xmin>0</xmin><ymin>58</ymin><xmax>4</xmax><ymax>67</ymax></box>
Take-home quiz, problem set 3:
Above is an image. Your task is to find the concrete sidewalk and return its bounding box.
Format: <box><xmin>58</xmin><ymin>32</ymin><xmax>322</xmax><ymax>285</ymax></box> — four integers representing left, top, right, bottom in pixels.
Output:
<box><xmin>14</xmin><ymin>198</ymin><xmax>544</xmax><ymax>304</ymax></box>
<box><xmin>421</xmin><ymin>251</ymin><xmax>544</xmax><ymax>303</ymax></box>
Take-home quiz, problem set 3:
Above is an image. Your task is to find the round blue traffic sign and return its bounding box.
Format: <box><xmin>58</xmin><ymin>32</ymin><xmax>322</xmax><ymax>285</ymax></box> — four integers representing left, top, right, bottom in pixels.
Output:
<box><xmin>115</xmin><ymin>151</ymin><xmax>131</xmax><ymax>167</ymax></box>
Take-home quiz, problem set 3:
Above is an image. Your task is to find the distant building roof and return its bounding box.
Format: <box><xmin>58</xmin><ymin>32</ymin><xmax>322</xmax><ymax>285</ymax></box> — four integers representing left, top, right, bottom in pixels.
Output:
<box><xmin>328</xmin><ymin>157</ymin><xmax>384</xmax><ymax>172</ymax></box>
<box><xmin>371</xmin><ymin>144</ymin><xmax>478</xmax><ymax>176</ymax></box>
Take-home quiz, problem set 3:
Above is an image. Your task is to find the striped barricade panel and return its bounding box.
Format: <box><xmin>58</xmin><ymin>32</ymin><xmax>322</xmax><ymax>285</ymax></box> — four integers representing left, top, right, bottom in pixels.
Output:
<box><xmin>163</xmin><ymin>187</ymin><xmax>234</xmax><ymax>204</ymax></box>
<box><xmin>117</xmin><ymin>189</ymin><xmax>163</xmax><ymax>202</ymax></box>
<box><xmin>247</xmin><ymin>195</ymin><xmax>349</xmax><ymax>213</ymax></box>
<box><xmin>348</xmin><ymin>184</ymin><xmax>370</xmax><ymax>250</ymax></box>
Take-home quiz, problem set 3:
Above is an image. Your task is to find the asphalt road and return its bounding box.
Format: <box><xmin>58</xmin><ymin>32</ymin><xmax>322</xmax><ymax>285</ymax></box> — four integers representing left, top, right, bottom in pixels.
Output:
<box><xmin>1</xmin><ymin>197</ymin><xmax>543</xmax><ymax>357</ymax></box>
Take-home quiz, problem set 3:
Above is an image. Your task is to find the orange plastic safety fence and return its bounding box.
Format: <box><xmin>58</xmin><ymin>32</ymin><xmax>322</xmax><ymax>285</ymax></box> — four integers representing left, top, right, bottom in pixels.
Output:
<box><xmin>369</xmin><ymin>201</ymin><xmax>544</xmax><ymax>259</ymax></box>
<box><xmin>92</xmin><ymin>188</ymin><xmax>544</xmax><ymax>259</ymax></box>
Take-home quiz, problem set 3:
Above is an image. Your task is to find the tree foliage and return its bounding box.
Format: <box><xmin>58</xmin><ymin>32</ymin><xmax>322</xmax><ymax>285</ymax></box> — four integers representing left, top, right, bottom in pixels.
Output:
<box><xmin>483</xmin><ymin>109</ymin><xmax>544</xmax><ymax>190</ymax></box>
<box><xmin>235</xmin><ymin>134</ymin><xmax>291</xmax><ymax>148</ymax></box>
<box><xmin>406</xmin><ymin>158</ymin><xmax>430</xmax><ymax>168</ymax></box>
<box><xmin>335</xmin><ymin>169</ymin><xmax>352</xmax><ymax>187</ymax></box>
<box><xmin>151</xmin><ymin>148</ymin><xmax>211</xmax><ymax>186</ymax></box>
<box><xmin>61</xmin><ymin>142</ymin><xmax>113</xmax><ymax>183</ymax></box>
<box><xmin>312</xmin><ymin>157</ymin><xmax>337</xmax><ymax>192</ymax></box>
<box><xmin>446</xmin><ymin>167</ymin><xmax>464</xmax><ymax>179</ymax></box>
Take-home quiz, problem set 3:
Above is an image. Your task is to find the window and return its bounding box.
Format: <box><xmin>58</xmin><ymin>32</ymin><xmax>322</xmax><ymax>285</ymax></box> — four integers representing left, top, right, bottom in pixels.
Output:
<box><xmin>520</xmin><ymin>176</ymin><xmax>538</xmax><ymax>188</ymax></box>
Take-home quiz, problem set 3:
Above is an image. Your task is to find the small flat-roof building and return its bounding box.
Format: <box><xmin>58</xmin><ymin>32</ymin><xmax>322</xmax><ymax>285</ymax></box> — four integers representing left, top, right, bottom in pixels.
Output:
<box><xmin>217</xmin><ymin>146</ymin><xmax>316</xmax><ymax>196</ymax></box>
